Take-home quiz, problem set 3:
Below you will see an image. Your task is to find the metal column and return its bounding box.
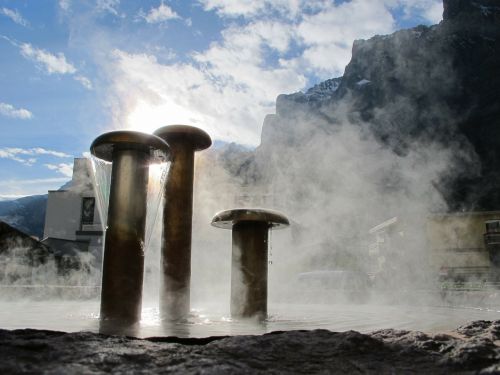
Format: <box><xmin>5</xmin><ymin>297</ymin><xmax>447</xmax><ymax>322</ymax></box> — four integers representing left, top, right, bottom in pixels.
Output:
<box><xmin>154</xmin><ymin>125</ymin><xmax>211</xmax><ymax>321</ymax></box>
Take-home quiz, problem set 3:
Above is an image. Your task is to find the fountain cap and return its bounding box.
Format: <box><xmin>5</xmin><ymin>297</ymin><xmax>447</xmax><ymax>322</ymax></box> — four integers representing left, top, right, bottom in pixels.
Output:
<box><xmin>211</xmin><ymin>208</ymin><xmax>290</xmax><ymax>230</ymax></box>
<box><xmin>90</xmin><ymin>130</ymin><xmax>170</xmax><ymax>163</ymax></box>
<box><xmin>154</xmin><ymin>125</ymin><xmax>212</xmax><ymax>151</ymax></box>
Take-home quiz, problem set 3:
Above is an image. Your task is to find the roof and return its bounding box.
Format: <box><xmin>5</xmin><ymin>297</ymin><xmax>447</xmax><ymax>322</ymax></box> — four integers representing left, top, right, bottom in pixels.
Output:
<box><xmin>0</xmin><ymin>220</ymin><xmax>52</xmax><ymax>254</ymax></box>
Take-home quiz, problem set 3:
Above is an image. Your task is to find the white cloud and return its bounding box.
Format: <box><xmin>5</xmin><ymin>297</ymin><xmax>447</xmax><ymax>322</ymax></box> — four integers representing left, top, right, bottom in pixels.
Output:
<box><xmin>198</xmin><ymin>0</ymin><xmax>304</xmax><ymax>18</ymax></box>
<box><xmin>0</xmin><ymin>102</ymin><xmax>33</xmax><ymax>120</ymax></box>
<box><xmin>200</xmin><ymin>0</ymin><xmax>395</xmax><ymax>80</ymax></box>
<box><xmin>420</xmin><ymin>0</ymin><xmax>444</xmax><ymax>24</ymax></box>
<box><xmin>0</xmin><ymin>148</ymin><xmax>72</xmax><ymax>166</ymax></box>
<box><xmin>97</xmin><ymin>0</ymin><xmax>444</xmax><ymax>146</ymax></box>
<box><xmin>0</xmin><ymin>177</ymin><xmax>69</xmax><ymax>185</ymax></box>
<box><xmin>74</xmin><ymin>75</ymin><xmax>93</xmax><ymax>89</ymax></box>
<box><xmin>108</xmin><ymin>17</ymin><xmax>306</xmax><ymax>145</ymax></box>
<box><xmin>298</xmin><ymin>1</ymin><xmax>394</xmax><ymax>45</ymax></box>
<box><xmin>142</xmin><ymin>3</ymin><xmax>179</xmax><ymax>23</ymax></box>
<box><xmin>294</xmin><ymin>0</ymin><xmax>395</xmax><ymax>76</ymax></box>
<box><xmin>44</xmin><ymin>163</ymin><xmax>74</xmax><ymax>177</ymax></box>
<box><xmin>29</xmin><ymin>148</ymin><xmax>72</xmax><ymax>158</ymax></box>
<box><xmin>393</xmin><ymin>0</ymin><xmax>443</xmax><ymax>24</ymax></box>
<box><xmin>0</xmin><ymin>194</ymin><xmax>28</xmax><ymax>201</ymax></box>
<box><xmin>9</xmin><ymin>39</ymin><xmax>92</xmax><ymax>89</ymax></box>
<box><xmin>20</xmin><ymin>43</ymin><xmax>77</xmax><ymax>75</ymax></box>
<box><xmin>201</xmin><ymin>0</ymin><xmax>442</xmax><ymax>24</ymax></box>
<box><xmin>104</xmin><ymin>1</ymin><xmax>396</xmax><ymax>144</ymax></box>
<box><xmin>59</xmin><ymin>0</ymin><xmax>71</xmax><ymax>11</ymax></box>
<box><xmin>0</xmin><ymin>150</ymin><xmax>33</xmax><ymax>165</ymax></box>
<box><xmin>1</xmin><ymin>7</ymin><xmax>29</xmax><ymax>27</ymax></box>
<box><xmin>96</xmin><ymin>0</ymin><xmax>121</xmax><ymax>16</ymax></box>
<box><xmin>199</xmin><ymin>0</ymin><xmax>264</xmax><ymax>17</ymax></box>
<box><xmin>0</xmin><ymin>177</ymin><xmax>69</xmax><ymax>196</ymax></box>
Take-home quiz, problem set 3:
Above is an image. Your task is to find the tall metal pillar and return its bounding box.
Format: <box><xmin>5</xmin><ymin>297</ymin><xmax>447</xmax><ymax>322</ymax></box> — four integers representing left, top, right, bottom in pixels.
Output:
<box><xmin>153</xmin><ymin>125</ymin><xmax>211</xmax><ymax>321</ymax></box>
<box><xmin>90</xmin><ymin>131</ymin><xmax>169</xmax><ymax>333</ymax></box>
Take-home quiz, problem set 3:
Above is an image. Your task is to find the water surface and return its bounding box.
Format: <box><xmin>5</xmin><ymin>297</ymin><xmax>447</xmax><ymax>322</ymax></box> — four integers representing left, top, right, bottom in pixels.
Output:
<box><xmin>1</xmin><ymin>299</ymin><xmax>499</xmax><ymax>338</ymax></box>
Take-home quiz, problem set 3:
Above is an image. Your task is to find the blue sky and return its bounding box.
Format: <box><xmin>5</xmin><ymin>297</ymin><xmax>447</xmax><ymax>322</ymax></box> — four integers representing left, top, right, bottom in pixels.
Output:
<box><xmin>0</xmin><ymin>0</ymin><xmax>443</xmax><ymax>198</ymax></box>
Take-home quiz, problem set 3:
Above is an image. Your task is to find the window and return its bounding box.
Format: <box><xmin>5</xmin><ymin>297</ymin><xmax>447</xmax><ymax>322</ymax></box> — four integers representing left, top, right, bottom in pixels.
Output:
<box><xmin>81</xmin><ymin>197</ymin><xmax>95</xmax><ymax>225</ymax></box>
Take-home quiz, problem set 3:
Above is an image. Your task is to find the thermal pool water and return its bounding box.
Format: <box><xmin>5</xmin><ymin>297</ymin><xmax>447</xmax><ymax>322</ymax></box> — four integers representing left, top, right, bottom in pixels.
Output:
<box><xmin>1</xmin><ymin>299</ymin><xmax>499</xmax><ymax>338</ymax></box>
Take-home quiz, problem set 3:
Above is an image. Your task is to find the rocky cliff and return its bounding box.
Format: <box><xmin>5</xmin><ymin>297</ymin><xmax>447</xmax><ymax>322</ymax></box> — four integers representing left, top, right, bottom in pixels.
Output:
<box><xmin>259</xmin><ymin>0</ymin><xmax>500</xmax><ymax>211</ymax></box>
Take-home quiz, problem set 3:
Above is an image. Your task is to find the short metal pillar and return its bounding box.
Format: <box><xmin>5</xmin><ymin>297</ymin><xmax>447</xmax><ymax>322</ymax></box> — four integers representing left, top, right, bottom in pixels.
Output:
<box><xmin>90</xmin><ymin>131</ymin><xmax>169</xmax><ymax>332</ymax></box>
<box><xmin>153</xmin><ymin>125</ymin><xmax>211</xmax><ymax>321</ymax></box>
<box><xmin>211</xmin><ymin>209</ymin><xmax>289</xmax><ymax>320</ymax></box>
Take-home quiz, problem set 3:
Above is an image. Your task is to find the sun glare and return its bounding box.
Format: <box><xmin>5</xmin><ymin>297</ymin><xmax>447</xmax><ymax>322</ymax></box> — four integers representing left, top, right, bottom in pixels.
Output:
<box><xmin>126</xmin><ymin>99</ymin><xmax>203</xmax><ymax>133</ymax></box>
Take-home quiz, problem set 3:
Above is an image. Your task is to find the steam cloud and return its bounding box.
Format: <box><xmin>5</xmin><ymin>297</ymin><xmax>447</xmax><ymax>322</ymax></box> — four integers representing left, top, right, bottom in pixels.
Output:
<box><xmin>187</xmin><ymin>117</ymin><xmax>476</xmax><ymax>307</ymax></box>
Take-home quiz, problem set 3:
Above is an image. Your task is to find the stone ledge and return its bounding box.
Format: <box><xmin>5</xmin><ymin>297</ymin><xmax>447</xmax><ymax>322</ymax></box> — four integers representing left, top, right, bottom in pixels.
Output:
<box><xmin>1</xmin><ymin>320</ymin><xmax>499</xmax><ymax>374</ymax></box>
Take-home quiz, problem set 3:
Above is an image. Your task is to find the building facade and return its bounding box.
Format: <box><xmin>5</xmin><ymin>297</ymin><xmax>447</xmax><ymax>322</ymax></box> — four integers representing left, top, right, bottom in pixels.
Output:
<box><xmin>42</xmin><ymin>158</ymin><xmax>103</xmax><ymax>267</ymax></box>
<box><xmin>368</xmin><ymin>212</ymin><xmax>500</xmax><ymax>284</ymax></box>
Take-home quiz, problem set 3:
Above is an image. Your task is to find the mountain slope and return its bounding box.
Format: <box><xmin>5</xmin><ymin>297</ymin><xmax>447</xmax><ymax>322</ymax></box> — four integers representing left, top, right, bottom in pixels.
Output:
<box><xmin>0</xmin><ymin>195</ymin><xmax>47</xmax><ymax>238</ymax></box>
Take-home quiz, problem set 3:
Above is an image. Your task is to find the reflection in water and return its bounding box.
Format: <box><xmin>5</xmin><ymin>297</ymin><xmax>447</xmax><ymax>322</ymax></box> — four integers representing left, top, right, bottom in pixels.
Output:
<box><xmin>159</xmin><ymin>321</ymin><xmax>191</xmax><ymax>338</ymax></box>
<box><xmin>0</xmin><ymin>300</ymin><xmax>499</xmax><ymax>338</ymax></box>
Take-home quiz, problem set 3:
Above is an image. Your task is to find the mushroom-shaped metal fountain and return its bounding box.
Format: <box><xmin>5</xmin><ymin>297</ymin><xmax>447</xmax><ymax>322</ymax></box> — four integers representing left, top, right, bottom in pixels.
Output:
<box><xmin>153</xmin><ymin>125</ymin><xmax>211</xmax><ymax>321</ymax></box>
<box><xmin>211</xmin><ymin>208</ymin><xmax>289</xmax><ymax>320</ymax></box>
<box><xmin>90</xmin><ymin>130</ymin><xmax>169</xmax><ymax>332</ymax></box>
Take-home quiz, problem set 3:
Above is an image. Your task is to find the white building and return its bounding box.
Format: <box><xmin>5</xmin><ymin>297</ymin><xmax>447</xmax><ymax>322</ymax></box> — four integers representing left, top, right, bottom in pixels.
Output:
<box><xmin>42</xmin><ymin>158</ymin><xmax>103</xmax><ymax>265</ymax></box>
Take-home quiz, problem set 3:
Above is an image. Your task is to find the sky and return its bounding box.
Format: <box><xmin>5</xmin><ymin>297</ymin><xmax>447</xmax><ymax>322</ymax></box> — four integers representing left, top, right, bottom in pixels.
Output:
<box><xmin>0</xmin><ymin>0</ymin><xmax>443</xmax><ymax>198</ymax></box>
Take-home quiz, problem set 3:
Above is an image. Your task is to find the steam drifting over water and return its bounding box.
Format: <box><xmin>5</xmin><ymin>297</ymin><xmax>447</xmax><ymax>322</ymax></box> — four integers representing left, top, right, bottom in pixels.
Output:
<box><xmin>1</xmin><ymin>0</ymin><xmax>500</xmax><ymax>337</ymax></box>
